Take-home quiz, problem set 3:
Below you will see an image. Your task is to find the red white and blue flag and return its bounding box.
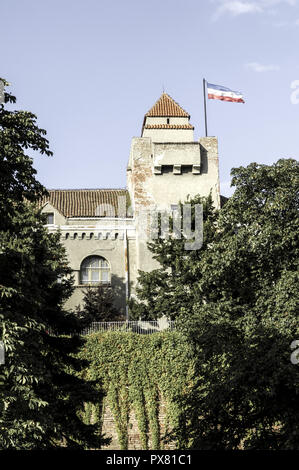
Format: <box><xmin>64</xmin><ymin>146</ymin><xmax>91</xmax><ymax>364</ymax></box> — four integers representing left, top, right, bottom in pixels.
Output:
<box><xmin>207</xmin><ymin>82</ymin><xmax>245</xmax><ymax>103</ymax></box>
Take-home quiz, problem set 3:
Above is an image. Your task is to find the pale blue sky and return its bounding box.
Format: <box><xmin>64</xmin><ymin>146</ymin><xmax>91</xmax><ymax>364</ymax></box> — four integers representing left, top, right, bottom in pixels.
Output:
<box><xmin>1</xmin><ymin>0</ymin><xmax>299</xmax><ymax>196</ymax></box>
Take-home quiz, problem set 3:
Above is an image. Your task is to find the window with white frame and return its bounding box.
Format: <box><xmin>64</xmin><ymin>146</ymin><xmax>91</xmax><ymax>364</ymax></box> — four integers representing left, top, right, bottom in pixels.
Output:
<box><xmin>80</xmin><ymin>256</ymin><xmax>110</xmax><ymax>285</ymax></box>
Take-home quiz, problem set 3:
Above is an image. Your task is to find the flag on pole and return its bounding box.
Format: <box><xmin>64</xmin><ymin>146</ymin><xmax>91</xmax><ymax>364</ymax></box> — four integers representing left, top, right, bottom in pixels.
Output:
<box><xmin>207</xmin><ymin>82</ymin><xmax>245</xmax><ymax>103</ymax></box>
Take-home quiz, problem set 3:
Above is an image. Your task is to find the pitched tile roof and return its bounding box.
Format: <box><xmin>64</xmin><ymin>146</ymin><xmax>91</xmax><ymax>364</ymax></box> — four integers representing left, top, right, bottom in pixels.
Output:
<box><xmin>39</xmin><ymin>189</ymin><xmax>131</xmax><ymax>218</ymax></box>
<box><xmin>145</xmin><ymin>93</ymin><xmax>190</xmax><ymax>118</ymax></box>
<box><xmin>144</xmin><ymin>124</ymin><xmax>194</xmax><ymax>130</ymax></box>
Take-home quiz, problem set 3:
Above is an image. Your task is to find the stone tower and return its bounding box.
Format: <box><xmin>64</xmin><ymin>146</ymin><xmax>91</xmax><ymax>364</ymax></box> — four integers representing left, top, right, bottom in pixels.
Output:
<box><xmin>127</xmin><ymin>92</ymin><xmax>221</xmax><ymax>274</ymax></box>
<box><xmin>127</xmin><ymin>92</ymin><xmax>220</xmax><ymax>212</ymax></box>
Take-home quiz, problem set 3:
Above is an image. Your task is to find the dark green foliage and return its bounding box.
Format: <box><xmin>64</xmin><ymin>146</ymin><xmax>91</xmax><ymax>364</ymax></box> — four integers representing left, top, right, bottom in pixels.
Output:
<box><xmin>178</xmin><ymin>159</ymin><xmax>299</xmax><ymax>449</ymax></box>
<box><xmin>76</xmin><ymin>285</ymin><xmax>122</xmax><ymax>323</ymax></box>
<box><xmin>0</xmin><ymin>79</ymin><xmax>106</xmax><ymax>449</ymax></box>
<box><xmin>132</xmin><ymin>158</ymin><xmax>299</xmax><ymax>449</ymax></box>
<box><xmin>129</xmin><ymin>194</ymin><xmax>218</xmax><ymax>320</ymax></box>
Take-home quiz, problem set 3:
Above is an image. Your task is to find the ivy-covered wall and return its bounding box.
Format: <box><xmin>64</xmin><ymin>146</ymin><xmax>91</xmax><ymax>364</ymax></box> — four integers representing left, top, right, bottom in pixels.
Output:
<box><xmin>80</xmin><ymin>331</ymin><xmax>196</xmax><ymax>450</ymax></box>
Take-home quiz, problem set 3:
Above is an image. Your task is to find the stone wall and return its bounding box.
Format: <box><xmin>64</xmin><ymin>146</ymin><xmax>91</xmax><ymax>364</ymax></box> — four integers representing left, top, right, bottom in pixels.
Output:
<box><xmin>101</xmin><ymin>398</ymin><xmax>176</xmax><ymax>450</ymax></box>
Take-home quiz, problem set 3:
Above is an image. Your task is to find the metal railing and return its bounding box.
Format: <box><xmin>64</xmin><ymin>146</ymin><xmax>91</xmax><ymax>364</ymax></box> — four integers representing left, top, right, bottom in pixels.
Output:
<box><xmin>81</xmin><ymin>319</ymin><xmax>175</xmax><ymax>335</ymax></box>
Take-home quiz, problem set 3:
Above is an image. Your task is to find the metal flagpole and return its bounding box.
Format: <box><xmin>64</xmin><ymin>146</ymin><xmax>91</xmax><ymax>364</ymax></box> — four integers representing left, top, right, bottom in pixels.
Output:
<box><xmin>203</xmin><ymin>78</ymin><xmax>208</xmax><ymax>137</ymax></box>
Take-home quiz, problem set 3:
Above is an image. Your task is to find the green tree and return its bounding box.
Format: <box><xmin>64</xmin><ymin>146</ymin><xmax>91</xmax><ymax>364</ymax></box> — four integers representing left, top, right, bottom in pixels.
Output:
<box><xmin>129</xmin><ymin>194</ymin><xmax>218</xmax><ymax>320</ymax></box>
<box><xmin>177</xmin><ymin>159</ymin><xmax>299</xmax><ymax>449</ymax></box>
<box><xmin>131</xmin><ymin>158</ymin><xmax>299</xmax><ymax>449</ymax></box>
<box><xmin>0</xmin><ymin>79</ymin><xmax>106</xmax><ymax>449</ymax></box>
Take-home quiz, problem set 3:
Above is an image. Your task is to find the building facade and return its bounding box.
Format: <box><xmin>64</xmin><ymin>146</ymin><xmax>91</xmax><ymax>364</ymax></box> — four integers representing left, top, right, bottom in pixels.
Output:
<box><xmin>41</xmin><ymin>93</ymin><xmax>220</xmax><ymax>316</ymax></box>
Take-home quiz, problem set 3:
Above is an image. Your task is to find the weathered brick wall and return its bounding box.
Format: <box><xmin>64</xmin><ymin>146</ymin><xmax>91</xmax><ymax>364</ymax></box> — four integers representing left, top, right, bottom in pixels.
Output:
<box><xmin>101</xmin><ymin>398</ymin><xmax>175</xmax><ymax>450</ymax></box>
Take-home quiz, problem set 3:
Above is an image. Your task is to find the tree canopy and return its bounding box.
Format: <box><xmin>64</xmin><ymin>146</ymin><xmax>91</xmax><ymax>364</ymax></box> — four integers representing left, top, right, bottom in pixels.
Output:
<box><xmin>0</xmin><ymin>79</ymin><xmax>106</xmax><ymax>449</ymax></box>
<box><xmin>131</xmin><ymin>158</ymin><xmax>299</xmax><ymax>449</ymax></box>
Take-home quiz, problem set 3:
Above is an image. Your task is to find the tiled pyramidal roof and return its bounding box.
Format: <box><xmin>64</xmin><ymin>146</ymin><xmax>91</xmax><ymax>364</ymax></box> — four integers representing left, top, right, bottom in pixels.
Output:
<box><xmin>145</xmin><ymin>93</ymin><xmax>190</xmax><ymax>117</ymax></box>
<box><xmin>40</xmin><ymin>189</ymin><xmax>130</xmax><ymax>218</ymax></box>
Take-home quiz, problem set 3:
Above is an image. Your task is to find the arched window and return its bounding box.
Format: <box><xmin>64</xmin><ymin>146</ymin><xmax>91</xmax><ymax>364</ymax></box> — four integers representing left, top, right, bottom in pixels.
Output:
<box><xmin>80</xmin><ymin>256</ymin><xmax>110</xmax><ymax>285</ymax></box>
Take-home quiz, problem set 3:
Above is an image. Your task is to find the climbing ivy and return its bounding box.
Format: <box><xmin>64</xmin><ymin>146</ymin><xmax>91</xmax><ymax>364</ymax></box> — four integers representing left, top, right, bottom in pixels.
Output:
<box><xmin>79</xmin><ymin>331</ymin><xmax>196</xmax><ymax>449</ymax></box>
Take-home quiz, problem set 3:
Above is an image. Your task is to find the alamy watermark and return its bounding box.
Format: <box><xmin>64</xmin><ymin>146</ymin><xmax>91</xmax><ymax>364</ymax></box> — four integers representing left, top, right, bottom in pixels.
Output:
<box><xmin>95</xmin><ymin>195</ymin><xmax>203</xmax><ymax>251</ymax></box>
<box><xmin>290</xmin><ymin>340</ymin><xmax>299</xmax><ymax>365</ymax></box>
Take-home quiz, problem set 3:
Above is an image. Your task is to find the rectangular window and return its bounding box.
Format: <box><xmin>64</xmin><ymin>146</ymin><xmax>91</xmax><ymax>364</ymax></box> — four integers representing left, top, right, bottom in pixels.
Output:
<box><xmin>181</xmin><ymin>165</ymin><xmax>193</xmax><ymax>174</ymax></box>
<box><xmin>46</xmin><ymin>213</ymin><xmax>54</xmax><ymax>224</ymax></box>
<box><xmin>161</xmin><ymin>165</ymin><xmax>173</xmax><ymax>174</ymax></box>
